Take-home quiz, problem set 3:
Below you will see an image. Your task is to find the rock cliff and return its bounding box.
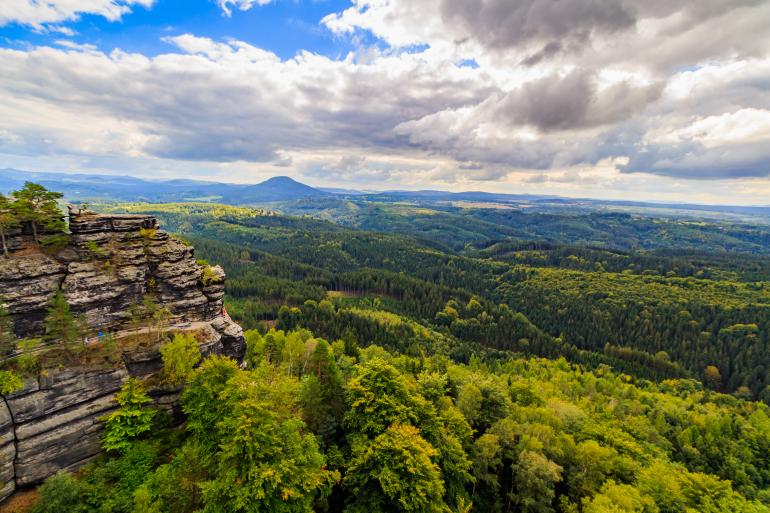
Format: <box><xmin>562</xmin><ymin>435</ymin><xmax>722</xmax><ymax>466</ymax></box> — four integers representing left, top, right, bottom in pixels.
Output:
<box><xmin>0</xmin><ymin>210</ymin><xmax>246</xmax><ymax>500</ymax></box>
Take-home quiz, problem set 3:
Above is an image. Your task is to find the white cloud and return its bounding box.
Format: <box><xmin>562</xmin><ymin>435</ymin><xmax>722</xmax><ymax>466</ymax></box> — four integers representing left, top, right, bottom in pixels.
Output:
<box><xmin>1</xmin><ymin>0</ymin><xmax>770</xmax><ymax>202</ymax></box>
<box><xmin>216</xmin><ymin>0</ymin><xmax>273</xmax><ymax>17</ymax></box>
<box><xmin>649</xmin><ymin>109</ymin><xmax>770</xmax><ymax>148</ymax></box>
<box><xmin>0</xmin><ymin>0</ymin><xmax>155</xmax><ymax>29</ymax></box>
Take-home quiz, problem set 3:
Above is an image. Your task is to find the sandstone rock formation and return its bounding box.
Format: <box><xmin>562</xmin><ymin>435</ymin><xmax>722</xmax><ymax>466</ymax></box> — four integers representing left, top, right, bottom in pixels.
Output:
<box><xmin>2</xmin><ymin>211</ymin><xmax>230</xmax><ymax>339</ymax></box>
<box><xmin>0</xmin><ymin>211</ymin><xmax>246</xmax><ymax>500</ymax></box>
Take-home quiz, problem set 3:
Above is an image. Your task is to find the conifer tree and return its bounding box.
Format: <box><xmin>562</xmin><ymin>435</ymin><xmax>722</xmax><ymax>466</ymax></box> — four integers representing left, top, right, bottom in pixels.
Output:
<box><xmin>102</xmin><ymin>378</ymin><xmax>156</xmax><ymax>453</ymax></box>
<box><xmin>43</xmin><ymin>290</ymin><xmax>79</xmax><ymax>348</ymax></box>
<box><xmin>301</xmin><ymin>339</ymin><xmax>345</xmax><ymax>445</ymax></box>
<box><xmin>11</xmin><ymin>182</ymin><xmax>64</xmax><ymax>245</ymax></box>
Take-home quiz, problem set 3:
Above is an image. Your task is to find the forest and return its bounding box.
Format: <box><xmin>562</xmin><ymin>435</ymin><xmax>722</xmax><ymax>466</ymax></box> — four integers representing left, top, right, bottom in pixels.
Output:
<box><xmin>100</xmin><ymin>201</ymin><xmax>770</xmax><ymax>400</ymax></box>
<box><xmin>28</xmin><ymin>327</ymin><xmax>770</xmax><ymax>513</ymax></box>
<box><xmin>7</xmin><ymin>189</ymin><xmax>770</xmax><ymax>512</ymax></box>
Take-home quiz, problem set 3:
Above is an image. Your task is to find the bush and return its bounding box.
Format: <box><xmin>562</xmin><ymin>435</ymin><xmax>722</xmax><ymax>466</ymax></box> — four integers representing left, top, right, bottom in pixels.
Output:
<box><xmin>0</xmin><ymin>369</ymin><xmax>23</xmax><ymax>395</ymax></box>
<box><xmin>199</xmin><ymin>264</ymin><xmax>223</xmax><ymax>286</ymax></box>
<box><xmin>160</xmin><ymin>333</ymin><xmax>201</xmax><ymax>386</ymax></box>
<box><xmin>84</xmin><ymin>240</ymin><xmax>106</xmax><ymax>259</ymax></box>
<box><xmin>31</xmin><ymin>472</ymin><xmax>87</xmax><ymax>513</ymax></box>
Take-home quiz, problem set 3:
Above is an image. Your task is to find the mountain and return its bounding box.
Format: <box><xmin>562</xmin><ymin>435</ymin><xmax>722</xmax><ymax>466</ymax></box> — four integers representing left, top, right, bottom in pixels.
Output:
<box><xmin>225</xmin><ymin>176</ymin><xmax>330</xmax><ymax>203</ymax></box>
<box><xmin>0</xmin><ymin>169</ymin><xmax>327</xmax><ymax>204</ymax></box>
<box><xmin>2</xmin><ymin>168</ymin><xmax>769</xmax><ymax>220</ymax></box>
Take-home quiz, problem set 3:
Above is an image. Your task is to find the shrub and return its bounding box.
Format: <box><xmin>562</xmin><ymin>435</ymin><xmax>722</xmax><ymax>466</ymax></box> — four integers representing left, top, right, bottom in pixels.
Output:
<box><xmin>84</xmin><ymin>240</ymin><xmax>106</xmax><ymax>259</ymax></box>
<box><xmin>160</xmin><ymin>333</ymin><xmax>201</xmax><ymax>386</ymax></box>
<box><xmin>31</xmin><ymin>472</ymin><xmax>87</xmax><ymax>513</ymax></box>
<box><xmin>199</xmin><ymin>264</ymin><xmax>223</xmax><ymax>286</ymax></box>
<box><xmin>0</xmin><ymin>369</ymin><xmax>23</xmax><ymax>395</ymax></box>
<box><xmin>138</xmin><ymin>228</ymin><xmax>158</xmax><ymax>240</ymax></box>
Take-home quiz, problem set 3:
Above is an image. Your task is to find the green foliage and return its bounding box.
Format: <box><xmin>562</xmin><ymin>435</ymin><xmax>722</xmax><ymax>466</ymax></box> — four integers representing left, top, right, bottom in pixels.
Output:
<box><xmin>38</xmin><ymin>198</ymin><xmax>770</xmax><ymax>513</ymax></box>
<box><xmin>152</xmin><ymin>306</ymin><xmax>172</xmax><ymax>342</ymax></box>
<box><xmin>17</xmin><ymin>338</ymin><xmax>41</xmax><ymax>376</ymax></box>
<box><xmin>0</xmin><ymin>369</ymin><xmax>23</xmax><ymax>395</ymax></box>
<box><xmin>345</xmin><ymin>423</ymin><xmax>448</xmax><ymax>513</ymax></box>
<box><xmin>344</xmin><ymin>358</ymin><xmax>419</xmax><ymax>437</ymax></box>
<box><xmin>0</xmin><ymin>297</ymin><xmax>15</xmax><ymax>355</ymax></box>
<box><xmin>102</xmin><ymin>378</ymin><xmax>156</xmax><ymax>453</ymax></box>
<box><xmin>0</xmin><ymin>193</ymin><xmax>20</xmax><ymax>256</ymax></box>
<box><xmin>199</xmin><ymin>263</ymin><xmax>223</xmax><ymax>286</ymax></box>
<box><xmin>582</xmin><ymin>481</ymin><xmax>656</xmax><ymax>513</ymax></box>
<box><xmin>31</xmin><ymin>472</ymin><xmax>89</xmax><ymax>513</ymax></box>
<box><xmin>10</xmin><ymin>182</ymin><xmax>64</xmax><ymax>245</ymax></box>
<box><xmin>43</xmin><ymin>289</ymin><xmax>80</xmax><ymax>349</ymax></box>
<box><xmin>30</xmin><ymin>326</ymin><xmax>770</xmax><ymax>513</ymax></box>
<box><xmin>84</xmin><ymin>240</ymin><xmax>107</xmax><ymax>258</ymax></box>
<box><xmin>160</xmin><ymin>333</ymin><xmax>201</xmax><ymax>386</ymax></box>
<box><xmin>181</xmin><ymin>355</ymin><xmax>240</xmax><ymax>450</ymax></box>
<box><xmin>512</xmin><ymin>450</ymin><xmax>563</xmax><ymax>513</ymax></box>
<box><xmin>181</xmin><ymin>357</ymin><xmax>339</xmax><ymax>513</ymax></box>
<box><xmin>138</xmin><ymin>227</ymin><xmax>158</xmax><ymax>240</ymax></box>
<box><xmin>300</xmin><ymin>338</ymin><xmax>345</xmax><ymax>445</ymax></box>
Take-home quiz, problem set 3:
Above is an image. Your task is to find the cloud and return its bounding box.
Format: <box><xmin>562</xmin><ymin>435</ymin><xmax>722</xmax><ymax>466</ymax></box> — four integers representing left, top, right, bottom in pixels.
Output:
<box><xmin>216</xmin><ymin>0</ymin><xmax>273</xmax><ymax>17</ymax></box>
<box><xmin>1</xmin><ymin>0</ymin><xmax>770</xmax><ymax>193</ymax></box>
<box><xmin>439</xmin><ymin>0</ymin><xmax>635</xmax><ymax>52</ymax></box>
<box><xmin>0</xmin><ymin>0</ymin><xmax>155</xmax><ymax>29</ymax></box>
<box><xmin>0</xmin><ymin>35</ymin><xmax>484</xmax><ymax>165</ymax></box>
<box><xmin>492</xmin><ymin>69</ymin><xmax>664</xmax><ymax>132</ymax></box>
<box><xmin>323</xmin><ymin>0</ymin><xmax>770</xmax><ymax>69</ymax></box>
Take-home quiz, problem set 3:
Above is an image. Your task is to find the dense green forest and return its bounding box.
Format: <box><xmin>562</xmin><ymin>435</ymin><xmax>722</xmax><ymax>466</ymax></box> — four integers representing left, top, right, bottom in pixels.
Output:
<box><xmin>11</xmin><ymin>192</ymin><xmax>770</xmax><ymax>513</ymax></box>
<box><xmin>99</xmin><ymin>202</ymin><xmax>770</xmax><ymax>400</ymax></box>
<box><xmin>269</xmin><ymin>198</ymin><xmax>770</xmax><ymax>255</ymax></box>
<box><xmin>29</xmin><ymin>327</ymin><xmax>770</xmax><ymax>513</ymax></box>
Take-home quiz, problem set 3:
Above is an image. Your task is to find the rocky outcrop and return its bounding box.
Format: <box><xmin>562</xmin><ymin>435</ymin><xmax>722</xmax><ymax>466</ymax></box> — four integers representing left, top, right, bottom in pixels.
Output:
<box><xmin>1</xmin><ymin>212</ymin><xmax>225</xmax><ymax>338</ymax></box>
<box><xmin>0</xmin><ymin>212</ymin><xmax>246</xmax><ymax>501</ymax></box>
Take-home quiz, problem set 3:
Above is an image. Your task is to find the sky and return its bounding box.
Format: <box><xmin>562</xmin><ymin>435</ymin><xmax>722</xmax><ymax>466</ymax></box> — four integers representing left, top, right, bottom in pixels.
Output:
<box><xmin>1</xmin><ymin>1</ymin><xmax>770</xmax><ymax>205</ymax></box>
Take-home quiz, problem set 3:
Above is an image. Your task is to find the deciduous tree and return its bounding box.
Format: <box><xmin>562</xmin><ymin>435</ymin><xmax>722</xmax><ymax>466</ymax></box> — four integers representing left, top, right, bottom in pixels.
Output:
<box><xmin>345</xmin><ymin>423</ymin><xmax>448</xmax><ymax>513</ymax></box>
<box><xmin>160</xmin><ymin>333</ymin><xmax>201</xmax><ymax>386</ymax></box>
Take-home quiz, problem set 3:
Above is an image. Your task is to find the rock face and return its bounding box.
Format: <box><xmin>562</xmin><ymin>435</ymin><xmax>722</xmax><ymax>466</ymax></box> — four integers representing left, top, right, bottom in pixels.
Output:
<box><xmin>2</xmin><ymin>212</ymin><xmax>227</xmax><ymax>338</ymax></box>
<box><xmin>0</xmin><ymin>212</ymin><xmax>246</xmax><ymax>500</ymax></box>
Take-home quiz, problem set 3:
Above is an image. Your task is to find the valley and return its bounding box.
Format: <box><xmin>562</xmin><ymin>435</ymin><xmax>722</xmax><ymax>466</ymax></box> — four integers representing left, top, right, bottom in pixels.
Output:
<box><xmin>1</xmin><ymin>180</ymin><xmax>770</xmax><ymax>513</ymax></box>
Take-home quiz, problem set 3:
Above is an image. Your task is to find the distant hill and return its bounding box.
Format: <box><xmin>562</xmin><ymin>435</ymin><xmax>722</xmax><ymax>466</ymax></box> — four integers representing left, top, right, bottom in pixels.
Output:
<box><xmin>1</xmin><ymin>168</ymin><xmax>768</xmax><ymax>220</ymax></box>
<box><xmin>0</xmin><ymin>169</ymin><xmax>327</xmax><ymax>204</ymax></box>
<box><xmin>227</xmin><ymin>176</ymin><xmax>330</xmax><ymax>203</ymax></box>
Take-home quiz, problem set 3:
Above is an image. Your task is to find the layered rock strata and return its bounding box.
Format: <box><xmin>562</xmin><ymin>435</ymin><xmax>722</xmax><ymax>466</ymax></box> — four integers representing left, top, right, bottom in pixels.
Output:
<box><xmin>0</xmin><ymin>211</ymin><xmax>245</xmax><ymax>500</ymax></box>
<box><xmin>1</xmin><ymin>212</ymin><xmax>227</xmax><ymax>338</ymax></box>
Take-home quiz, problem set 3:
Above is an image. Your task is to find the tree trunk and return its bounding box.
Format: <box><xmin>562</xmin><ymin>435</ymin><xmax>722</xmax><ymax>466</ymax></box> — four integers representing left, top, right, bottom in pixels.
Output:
<box><xmin>31</xmin><ymin>221</ymin><xmax>39</xmax><ymax>246</ymax></box>
<box><xmin>0</xmin><ymin>231</ymin><xmax>7</xmax><ymax>257</ymax></box>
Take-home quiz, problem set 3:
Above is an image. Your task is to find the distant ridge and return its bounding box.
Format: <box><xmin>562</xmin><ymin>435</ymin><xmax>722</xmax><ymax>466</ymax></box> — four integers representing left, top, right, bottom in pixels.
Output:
<box><xmin>0</xmin><ymin>169</ymin><xmax>768</xmax><ymax>218</ymax></box>
<box><xmin>0</xmin><ymin>169</ymin><xmax>327</xmax><ymax>204</ymax></box>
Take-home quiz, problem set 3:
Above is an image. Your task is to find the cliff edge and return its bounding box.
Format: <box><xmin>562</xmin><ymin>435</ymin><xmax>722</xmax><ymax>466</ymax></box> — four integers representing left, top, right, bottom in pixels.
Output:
<box><xmin>0</xmin><ymin>210</ymin><xmax>246</xmax><ymax>500</ymax></box>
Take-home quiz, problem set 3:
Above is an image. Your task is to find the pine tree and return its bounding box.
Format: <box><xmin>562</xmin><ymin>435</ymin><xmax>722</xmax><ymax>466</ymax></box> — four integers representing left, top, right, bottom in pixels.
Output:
<box><xmin>101</xmin><ymin>378</ymin><xmax>156</xmax><ymax>453</ymax></box>
<box><xmin>301</xmin><ymin>339</ymin><xmax>345</xmax><ymax>445</ymax></box>
<box><xmin>0</xmin><ymin>194</ymin><xmax>20</xmax><ymax>257</ymax></box>
<box><xmin>43</xmin><ymin>290</ymin><xmax>79</xmax><ymax>347</ymax></box>
<box><xmin>11</xmin><ymin>182</ymin><xmax>64</xmax><ymax>245</ymax></box>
